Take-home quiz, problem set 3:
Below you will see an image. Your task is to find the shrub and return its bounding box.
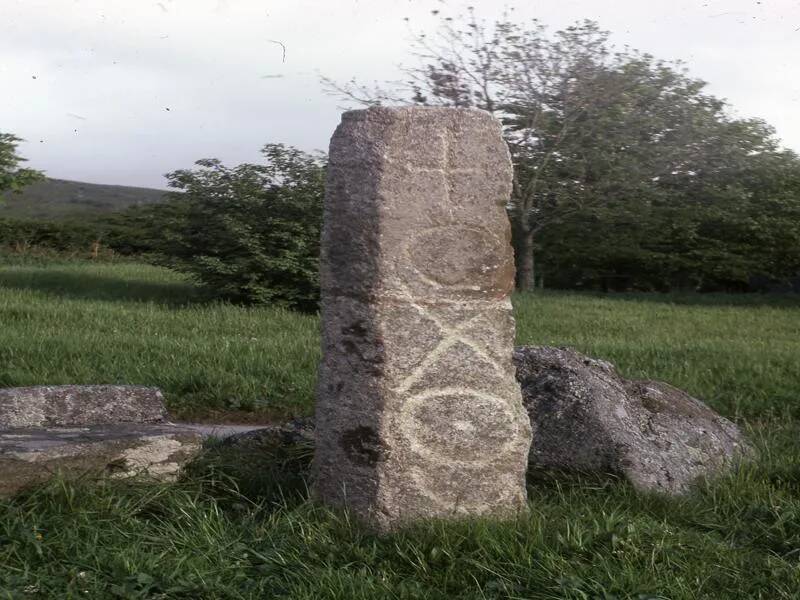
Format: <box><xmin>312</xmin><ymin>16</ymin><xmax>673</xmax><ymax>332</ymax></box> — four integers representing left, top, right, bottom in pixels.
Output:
<box><xmin>0</xmin><ymin>217</ymin><xmax>101</xmax><ymax>256</ymax></box>
<box><xmin>155</xmin><ymin>144</ymin><xmax>325</xmax><ymax>311</ymax></box>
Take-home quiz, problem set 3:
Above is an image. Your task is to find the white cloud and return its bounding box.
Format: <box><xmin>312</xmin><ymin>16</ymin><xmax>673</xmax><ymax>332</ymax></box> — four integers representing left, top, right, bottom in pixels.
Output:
<box><xmin>1</xmin><ymin>0</ymin><xmax>798</xmax><ymax>188</ymax></box>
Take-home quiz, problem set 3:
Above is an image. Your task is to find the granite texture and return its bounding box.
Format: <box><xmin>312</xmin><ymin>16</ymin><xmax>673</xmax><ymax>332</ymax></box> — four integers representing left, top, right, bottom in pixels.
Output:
<box><xmin>0</xmin><ymin>423</ymin><xmax>203</xmax><ymax>497</ymax></box>
<box><xmin>515</xmin><ymin>346</ymin><xmax>753</xmax><ymax>494</ymax></box>
<box><xmin>0</xmin><ymin>385</ymin><xmax>168</xmax><ymax>428</ymax></box>
<box><xmin>313</xmin><ymin>107</ymin><xmax>531</xmax><ymax>530</ymax></box>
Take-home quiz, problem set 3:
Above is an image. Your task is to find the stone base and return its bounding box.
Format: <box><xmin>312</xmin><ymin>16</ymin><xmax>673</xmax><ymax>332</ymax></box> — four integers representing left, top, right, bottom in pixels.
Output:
<box><xmin>0</xmin><ymin>423</ymin><xmax>204</xmax><ymax>497</ymax></box>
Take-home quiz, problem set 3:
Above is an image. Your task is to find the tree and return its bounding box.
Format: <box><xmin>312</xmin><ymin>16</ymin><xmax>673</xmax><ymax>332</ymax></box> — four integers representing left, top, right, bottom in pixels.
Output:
<box><xmin>151</xmin><ymin>144</ymin><xmax>325</xmax><ymax>311</ymax></box>
<box><xmin>0</xmin><ymin>133</ymin><xmax>43</xmax><ymax>198</ymax></box>
<box><xmin>535</xmin><ymin>106</ymin><xmax>800</xmax><ymax>292</ymax></box>
<box><xmin>327</xmin><ymin>11</ymin><xmax>800</xmax><ymax>292</ymax></box>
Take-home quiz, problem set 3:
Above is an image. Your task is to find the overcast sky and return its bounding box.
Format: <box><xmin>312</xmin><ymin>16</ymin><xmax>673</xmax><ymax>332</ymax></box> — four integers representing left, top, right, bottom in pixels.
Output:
<box><xmin>2</xmin><ymin>0</ymin><xmax>799</xmax><ymax>189</ymax></box>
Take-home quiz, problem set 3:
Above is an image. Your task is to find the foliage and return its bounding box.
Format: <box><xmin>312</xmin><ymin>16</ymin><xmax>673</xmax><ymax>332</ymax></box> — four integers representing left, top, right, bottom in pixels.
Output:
<box><xmin>536</xmin><ymin>107</ymin><xmax>800</xmax><ymax>291</ymax></box>
<box><xmin>149</xmin><ymin>144</ymin><xmax>326</xmax><ymax>311</ymax></box>
<box><xmin>0</xmin><ymin>132</ymin><xmax>43</xmax><ymax>197</ymax></box>
<box><xmin>328</xmin><ymin>13</ymin><xmax>800</xmax><ymax>292</ymax></box>
<box><xmin>0</xmin><ymin>217</ymin><xmax>104</xmax><ymax>256</ymax></box>
<box><xmin>102</xmin><ymin>198</ymin><xmax>191</xmax><ymax>257</ymax></box>
<box><xmin>0</xmin><ymin>144</ymin><xmax>327</xmax><ymax>312</ymax></box>
<box><xmin>0</xmin><ymin>203</ymin><xmax>189</xmax><ymax>260</ymax></box>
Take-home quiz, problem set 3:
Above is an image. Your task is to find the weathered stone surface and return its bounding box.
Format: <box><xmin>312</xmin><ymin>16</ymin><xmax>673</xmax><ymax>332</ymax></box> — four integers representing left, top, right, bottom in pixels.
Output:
<box><xmin>220</xmin><ymin>418</ymin><xmax>315</xmax><ymax>450</ymax></box>
<box><xmin>314</xmin><ymin>106</ymin><xmax>531</xmax><ymax>529</ymax></box>
<box><xmin>0</xmin><ymin>385</ymin><xmax>168</xmax><ymax>428</ymax></box>
<box><xmin>514</xmin><ymin>346</ymin><xmax>753</xmax><ymax>494</ymax></box>
<box><xmin>173</xmin><ymin>423</ymin><xmax>277</xmax><ymax>439</ymax></box>
<box><xmin>0</xmin><ymin>423</ymin><xmax>203</xmax><ymax>497</ymax></box>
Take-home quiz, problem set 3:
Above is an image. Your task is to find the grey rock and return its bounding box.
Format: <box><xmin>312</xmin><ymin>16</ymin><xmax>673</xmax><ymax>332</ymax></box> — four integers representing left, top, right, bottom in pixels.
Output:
<box><xmin>314</xmin><ymin>106</ymin><xmax>531</xmax><ymax>530</ymax></box>
<box><xmin>0</xmin><ymin>423</ymin><xmax>203</xmax><ymax>497</ymax></box>
<box><xmin>0</xmin><ymin>385</ymin><xmax>205</xmax><ymax>496</ymax></box>
<box><xmin>0</xmin><ymin>385</ymin><xmax>168</xmax><ymax>428</ymax></box>
<box><xmin>514</xmin><ymin>346</ymin><xmax>753</xmax><ymax>494</ymax></box>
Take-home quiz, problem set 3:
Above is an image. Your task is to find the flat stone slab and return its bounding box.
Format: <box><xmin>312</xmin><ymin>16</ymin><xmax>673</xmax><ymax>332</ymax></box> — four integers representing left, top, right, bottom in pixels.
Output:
<box><xmin>0</xmin><ymin>385</ymin><xmax>168</xmax><ymax>428</ymax></box>
<box><xmin>0</xmin><ymin>423</ymin><xmax>203</xmax><ymax>497</ymax></box>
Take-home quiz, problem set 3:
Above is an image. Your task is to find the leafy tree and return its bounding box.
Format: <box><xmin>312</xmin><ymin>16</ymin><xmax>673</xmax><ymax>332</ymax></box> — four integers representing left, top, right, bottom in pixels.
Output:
<box><xmin>537</xmin><ymin>112</ymin><xmax>800</xmax><ymax>291</ymax></box>
<box><xmin>152</xmin><ymin>144</ymin><xmax>325</xmax><ymax>311</ymax></box>
<box><xmin>0</xmin><ymin>132</ymin><xmax>43</xmax><ymax>197</ymax></box>
<box><xmin>104</xmin><ymin>199</ymin><xmax>191</xmax><ymax>257</ymax></box>
<box><xmin>328</xmin><ymin>11</ymin><xmax>800</xmax><ymax>292</ymax></box>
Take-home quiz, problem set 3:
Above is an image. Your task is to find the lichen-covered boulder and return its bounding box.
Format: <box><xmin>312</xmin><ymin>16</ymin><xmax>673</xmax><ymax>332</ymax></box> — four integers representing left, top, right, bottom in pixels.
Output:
<box><xmin>0</xmin><ymin>424</ymin><xmax>203</xmax><ymax>497</ymax></box>
<box><xmin>0</xmin><ymin>385</ymin><xmax>202</xmax><ymax>497</ymax></box>
<box><xmin>514</xmin><ymin>346</ymin><xmax>753</xmax><ymax>494</ymax></box>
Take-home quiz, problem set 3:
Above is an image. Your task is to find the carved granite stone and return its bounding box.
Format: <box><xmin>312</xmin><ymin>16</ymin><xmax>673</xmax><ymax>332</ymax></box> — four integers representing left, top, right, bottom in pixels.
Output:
<box><xmin>313</xmin><ymin>106</ymin><xmax>531</xmax><ymax>529</ymax></box>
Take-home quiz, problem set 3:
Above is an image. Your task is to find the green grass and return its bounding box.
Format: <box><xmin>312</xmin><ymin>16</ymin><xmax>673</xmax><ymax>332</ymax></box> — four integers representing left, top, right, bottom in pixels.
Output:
<box><xmin>2</xmin><ymin>421</ymin><xmax>800</xmax><ymax>599</ymax></box>
<box><xmin>0</xmin><ymin>259</ymin><xmax>319</xmax><ymax>420</ymax></box>
<box><xmin>2</xmin><ymin>259</ymin><xmax>800</xmax><ymax>598</ymax></box>
<box><xmin>1</xmin><ymin>258</ymin><xmax>798</xmax><ymax>421</ymax></box>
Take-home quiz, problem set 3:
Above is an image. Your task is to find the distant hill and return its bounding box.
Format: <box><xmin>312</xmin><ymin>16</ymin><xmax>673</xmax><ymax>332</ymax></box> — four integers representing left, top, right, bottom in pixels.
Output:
<box><xmin>1</xmin><ymin>178</ymin><xmax>169</xmax><ymax>221</ymax></box>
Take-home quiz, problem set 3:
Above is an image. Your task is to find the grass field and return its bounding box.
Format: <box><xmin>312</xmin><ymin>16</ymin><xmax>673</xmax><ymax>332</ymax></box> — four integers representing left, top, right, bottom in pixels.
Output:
<box><xmin>0</xmin><ymin>259</ymin><xmax>319</xmax><ymax>421</ymax></box>
<box><xmin>1</xmin><ymin>259</ymin><xmax>798</xmax><ymax>421</ymax></box>
<box><xmin>2</xmin><ymin>258</ymin><xmax>800</xmax><ymax>598</ymax></box>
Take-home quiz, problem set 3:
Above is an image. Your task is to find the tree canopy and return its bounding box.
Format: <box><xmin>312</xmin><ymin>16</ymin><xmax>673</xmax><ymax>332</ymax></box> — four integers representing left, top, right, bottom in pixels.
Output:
<box><xmin>0</xmin><ymin>132</ymin><xmax>43</xmax><ymax>197</ymax></box>
<box><xmin>329</xmin><ymin>12</ymin><xmax>800</xmax><ymax>292</ymax></box>
<box><xmin>138</xmin><ymin>144</ymin><xmax>326</xmax><ymax>311</ymax></box>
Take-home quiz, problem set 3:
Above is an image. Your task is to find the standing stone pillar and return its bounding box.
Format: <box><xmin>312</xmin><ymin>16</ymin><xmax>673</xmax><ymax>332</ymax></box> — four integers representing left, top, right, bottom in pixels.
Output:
<box><xmin>313</xmin><ymin>106</ymin><xmax>531</xmax><ymax>530</ymax></box>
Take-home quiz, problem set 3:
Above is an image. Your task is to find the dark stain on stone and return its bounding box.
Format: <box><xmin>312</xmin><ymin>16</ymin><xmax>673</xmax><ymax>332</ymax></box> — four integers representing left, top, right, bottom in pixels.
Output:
<box><xmin>342</xmin><ymin>320</ymin><xmax>369</xmax><ymax>337</ymax></box>
<box><xmin>641</xmin><ymin>395</ymin><xmax>664</xmax><ymax>414</ymax></box>
<box><xmin>105</xmin><ymin>457</ymin><xmax>128</xmax><ymax>473</ymax></box>
<box><xmin>326</xmin><ymin>381</ymin><xmax>345</xmax><ymax>399</ymax></box>
<box><xmin>340</xmin><ymin>426</ymin><xmax>387</xmax><ymax>466</ymax></box>
<box><xmin>341</xmin><ymin>339</ymin><xmax>385</xmax><ymax>375</ymax></box>
<box><xmin>341</xmin><ymin>339</ymin><xmax>361</xmax><ymax>356</ymax></box>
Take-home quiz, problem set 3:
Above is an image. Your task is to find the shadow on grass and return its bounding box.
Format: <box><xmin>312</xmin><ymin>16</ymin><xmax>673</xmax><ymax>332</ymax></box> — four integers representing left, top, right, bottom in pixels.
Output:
<box><xmin>185</xmin><ymin>434</ymin><xmax>314</xmax><ymax>510</ymax></box>
<box><xmin>0</xmin><ymin>268</ymin><xmax>203</xmax><ymax>306</ymax></box>
<box><xmin>516</xmin><ymin>289</ymin><xmax>800</xmax><ymax>309</ymax></box>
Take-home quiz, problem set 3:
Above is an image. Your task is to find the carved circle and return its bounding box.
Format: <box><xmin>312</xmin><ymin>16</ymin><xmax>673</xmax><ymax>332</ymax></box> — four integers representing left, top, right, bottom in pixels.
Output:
<box><xmin>406</xmin><ymin>226</ymin><xmax>511</xmax><ymax>290</ymax></box>
<box><xmin>396</xmin><ymin>387</ymin><xmax>522</xmax><ymax>468</ymax></box>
